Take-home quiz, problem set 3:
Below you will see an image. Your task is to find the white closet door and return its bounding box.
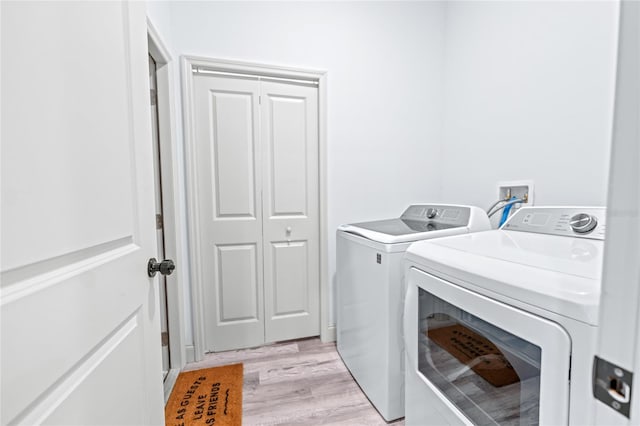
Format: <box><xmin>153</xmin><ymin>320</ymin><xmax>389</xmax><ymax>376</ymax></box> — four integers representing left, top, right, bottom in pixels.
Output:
<box><xmin>193</xmin><ymin>75</ymin><xmax>265</xmax><ymax>352</ymax></box>
<box><xmin>261</xmin><ymin>81</ymin><xmax>320</xmax><ymax>342</ymax></box>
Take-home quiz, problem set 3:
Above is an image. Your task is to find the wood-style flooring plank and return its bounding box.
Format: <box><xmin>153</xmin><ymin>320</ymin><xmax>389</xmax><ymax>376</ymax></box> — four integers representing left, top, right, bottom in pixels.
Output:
<box><xmin>182</xmin><ymin>337</ymin><xmax>404</xmax><ymax>425</ymax></box>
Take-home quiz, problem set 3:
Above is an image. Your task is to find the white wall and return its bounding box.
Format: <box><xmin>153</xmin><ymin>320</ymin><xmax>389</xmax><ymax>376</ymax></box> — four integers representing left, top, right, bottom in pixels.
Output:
<box><xmin>146</xmin><ymin>0</ymin><xmax>174</xmax><ymax>52</ymax></box>
<box><xmin>147</xmin><ymin>0</ymin><xmax>620</xmax><ymax>352</ymax></box>
<box><xmin>440</xmin><ymin>1</ymin><xmax>619</xmax><ymax>215</ymax></box>
<box><xmin>168</xmin><ymin>1</ymin><xmax>447</xmax><ymax>339</ymax></box>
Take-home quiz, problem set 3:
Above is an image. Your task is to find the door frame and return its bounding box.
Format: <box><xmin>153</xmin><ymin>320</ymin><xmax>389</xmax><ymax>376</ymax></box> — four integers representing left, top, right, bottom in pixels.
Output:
<box><xmin>593</xmin><ymin>1</ymin><xmax>639</xmax><ymax>424</ymax></box>
<box><xmin>147</xmin><ymin>19</ymin><xmax>187</xmax><ymax>396</ymax></box>
<box><xmin>181</xmin><ymin>55</ymin><xmax>329</xmax><ymax>361</ymax></box>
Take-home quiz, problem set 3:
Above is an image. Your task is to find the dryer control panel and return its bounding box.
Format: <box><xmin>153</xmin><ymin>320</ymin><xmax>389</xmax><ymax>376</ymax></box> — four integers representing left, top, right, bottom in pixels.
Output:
<box><xmin>502</xmin><ymin>206</ymin><xmax>606</xmax><ymax>240</ymax></box>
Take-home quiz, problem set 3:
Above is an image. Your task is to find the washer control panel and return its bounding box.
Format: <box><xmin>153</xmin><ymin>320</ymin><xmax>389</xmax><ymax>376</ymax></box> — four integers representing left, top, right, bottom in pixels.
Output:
<box><xmin>401</xmin><ymin>204</ymin><xmax>471</xmax><ymax>226</ymax></box>
<box><xmin>502</xmin><ymin>207</ymin><xmax>606</xmax><ymax>240</ymax></box>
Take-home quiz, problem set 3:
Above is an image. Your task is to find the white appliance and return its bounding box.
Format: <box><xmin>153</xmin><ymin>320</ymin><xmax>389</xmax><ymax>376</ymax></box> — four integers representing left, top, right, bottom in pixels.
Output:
<box><xmin>336</xmin><ymin>204</ymin><xmax>491</xmax><ymax>421</ymax></box>
<box><xmin>403</xmin><ymin>206</ymin><xmax>606</xmax><ymax>425</ymax></box>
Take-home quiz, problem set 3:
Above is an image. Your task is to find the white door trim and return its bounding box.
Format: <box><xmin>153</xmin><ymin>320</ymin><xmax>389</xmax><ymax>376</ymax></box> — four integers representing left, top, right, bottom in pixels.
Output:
<box><xmin>147</xmin><ymin>19</ymin><xmax>187</xmax><ymax>383</ymax></box>
<box><xmin>181</xmin><ymin>55</ymin><xmax>330</xmax><ymax>361</ymax></box>
<box><xmin>594</xmin><ymin>1</ymin><xmax>638</xmax><ymax>424</ymax></box>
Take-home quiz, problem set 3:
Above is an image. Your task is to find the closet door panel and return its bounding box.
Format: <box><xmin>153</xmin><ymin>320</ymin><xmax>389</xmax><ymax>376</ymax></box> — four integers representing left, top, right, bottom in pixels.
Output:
<box><xmin>217</xmin><ymin>244</ymin><xmax>259</xmax><ymax>322</ymax></box>
<box><xmin>262</xmin><ymin>81</ymin><xmax>320</xmax><ymax>343</ymax></box>
<box><xmin>211</xmin><ymin>92</ymin><xmax>257</xmax><ymax>218</ymax></box>
<box><xmin>193</xmin><ymin>75</ymin><xmax>264</xmax><ymax>352</ymax></box>
<box><xmin>268</xmin><ymin>95</ymin><xmax>308</xmax><ymax>216</ymax></box>
<box><xmin>271</xmin><ymin>241</ymin><xmax>309</xmax><ymax>316</ymax></box>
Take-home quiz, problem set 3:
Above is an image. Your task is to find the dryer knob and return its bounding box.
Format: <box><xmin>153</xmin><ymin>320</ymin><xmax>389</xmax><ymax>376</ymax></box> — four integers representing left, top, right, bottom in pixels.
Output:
<box><xmin>426</xmin><ymin>208</ymin><xmax>438</xmax><ymax>219</ymax></box>
<box><xmin>570</xmin><ymin>213</ymin><xmax>598</xmax><ymax>234</ymax></box>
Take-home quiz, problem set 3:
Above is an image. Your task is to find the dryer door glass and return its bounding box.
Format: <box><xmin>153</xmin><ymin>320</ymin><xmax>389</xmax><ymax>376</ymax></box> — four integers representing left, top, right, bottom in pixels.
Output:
<box><xmin>418</xmin><ymin>288</ymin><xmax>542</xmax><ymax>425</ymax></box>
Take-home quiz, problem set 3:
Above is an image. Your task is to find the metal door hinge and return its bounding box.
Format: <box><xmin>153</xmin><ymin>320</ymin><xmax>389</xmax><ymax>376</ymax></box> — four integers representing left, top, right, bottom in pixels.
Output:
<box><xmin>156</xmin><ymin>214</ymin><xmax>163</xmax><ymax>230</ymax></box>
<box><xmin>593</xmin><ymin>356</ymin><xmax>633</xmax><ymax>418</ymax></box>
<box><xmin>161</xmin><ymin>332</ymin><xmax>169</xmax><ymax>347</ymax></box>
<box><xmin>150</xmin><ymin>89</ymin><xmax>157</xmax><ymax>106</ymax></box>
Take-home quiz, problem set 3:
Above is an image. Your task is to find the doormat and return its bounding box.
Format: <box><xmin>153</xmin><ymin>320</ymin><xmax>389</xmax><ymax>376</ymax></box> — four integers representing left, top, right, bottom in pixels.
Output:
<box><xmin>165</xmin><ymin>363</ymin><xmax>243</xmax><ymax>426</ymax></box>
<box><xmin>428</xmin><ymin>324</ymin><xmax>537</xmax><ymax>388</ymax></box>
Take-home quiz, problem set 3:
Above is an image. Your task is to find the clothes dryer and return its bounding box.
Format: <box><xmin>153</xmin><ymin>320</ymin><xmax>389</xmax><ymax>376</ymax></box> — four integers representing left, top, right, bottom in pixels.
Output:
<box><xmin>403</xmin><ymin>206</ymin><xmax>606</xmax><ymax>425</ymax></box>
<box><xmin>337</xmin><ymin>204</ymin><xmax>490</xmax><ymax>421</ymax></box>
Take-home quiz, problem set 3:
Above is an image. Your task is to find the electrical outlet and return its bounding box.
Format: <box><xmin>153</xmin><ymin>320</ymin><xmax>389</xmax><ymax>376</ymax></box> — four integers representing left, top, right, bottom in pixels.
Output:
<box><xmin>497</xmin><ymin>180</ymin><xmax>535</xmax><ymax>208</ymax></box>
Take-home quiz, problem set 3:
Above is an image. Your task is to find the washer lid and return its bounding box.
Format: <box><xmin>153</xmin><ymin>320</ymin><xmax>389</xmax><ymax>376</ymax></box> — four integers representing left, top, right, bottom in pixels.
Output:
<box><xmin>350</xmin><ymin>218</ymin><xmax>458</xmax><ymax>235</ymax></box>
<box><xmin>406</xmin><ymin>230</ymin><xmax>603</xmax><ymax>325</ymax></box>
<box><xmin>338</xmin><ymin>221</ymin><xmax>465</xmax><ymax>244</ymax></box>
<box><xmin>338</xmin><ymin>204</ymin><xmax>482</xmax><ymax>244</ymax></box>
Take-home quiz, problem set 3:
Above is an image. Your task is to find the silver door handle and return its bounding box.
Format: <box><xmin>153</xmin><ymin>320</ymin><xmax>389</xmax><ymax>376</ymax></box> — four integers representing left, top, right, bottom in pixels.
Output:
<box><xmin>147</xmin><ymin>258</ymin><xmax>175</xmax><ymax>277</ymax></box>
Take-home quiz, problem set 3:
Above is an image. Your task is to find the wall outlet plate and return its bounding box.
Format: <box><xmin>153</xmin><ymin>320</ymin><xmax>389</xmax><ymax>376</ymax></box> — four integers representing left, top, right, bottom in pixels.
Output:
<box><xmin>497</xmin><ymin>180</ymin><xmax>535</xmax><ymax>208</ymax></box>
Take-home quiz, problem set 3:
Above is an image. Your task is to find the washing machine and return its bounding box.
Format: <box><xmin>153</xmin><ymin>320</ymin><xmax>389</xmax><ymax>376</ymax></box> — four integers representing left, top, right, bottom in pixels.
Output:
<box><xmin>403</xmin><ymin>206</ymin><xmax>606</xmax><ymax>425</ymax></box>
<box><xmin>336</xmin><ymin>204</ymin><xmax>491</xmax><ymax>421</ymax></box>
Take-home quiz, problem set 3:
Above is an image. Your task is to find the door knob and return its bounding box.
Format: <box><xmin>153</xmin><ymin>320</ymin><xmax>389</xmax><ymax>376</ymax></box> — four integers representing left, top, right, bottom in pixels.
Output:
<box><xmin>286</xmin><ymin>226</ymin><xmax>292</xmax><ymax>233</ymax></box>
<box><xmin>147</xmin><ymin>258</ymin><xmax>176</xmax><ymax>277</ymax></box>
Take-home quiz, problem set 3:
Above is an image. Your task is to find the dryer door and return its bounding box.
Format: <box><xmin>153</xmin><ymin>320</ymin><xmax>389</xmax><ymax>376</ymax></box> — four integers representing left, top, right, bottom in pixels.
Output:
<box><xmin>408</xmin><ymin>267</ymin><xmax>571</xmax><ymax>425</ymax></box>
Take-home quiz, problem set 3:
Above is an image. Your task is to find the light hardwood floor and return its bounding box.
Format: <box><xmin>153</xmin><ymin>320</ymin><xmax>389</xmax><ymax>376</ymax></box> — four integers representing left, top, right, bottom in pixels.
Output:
<box><xmin>183</xmin><ymin>337</ymin><xmax>404</xmax><ymax>425</ymax></box>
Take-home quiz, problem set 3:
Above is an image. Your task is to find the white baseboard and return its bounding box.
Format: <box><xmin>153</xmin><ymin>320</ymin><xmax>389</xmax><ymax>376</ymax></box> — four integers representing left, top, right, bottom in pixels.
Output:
<box><xmin>321</xmin><ymin>324</ymin><xmax>336</xmax><ymax>343</ymax></box>
<box><xmin>185</xmin><ymin>344</ymin><xmax>196</xmax><ymax>363</ymax></box>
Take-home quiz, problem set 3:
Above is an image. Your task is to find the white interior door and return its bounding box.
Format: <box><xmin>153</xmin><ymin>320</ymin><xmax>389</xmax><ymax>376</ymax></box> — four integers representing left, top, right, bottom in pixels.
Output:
<box><xmin>193</xmin><ymin>75</ymin><xmax>265</xmax><ymax>352</ymax></box>
<box><xmin>261</xmin><ymin>81</ymin><xmax>320</xmax><ymax>342</ymax></box>
<box><xmin>1</xmin><ymin>2</ymin><xmax>164</xmax><ymax>424</ymax></box>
